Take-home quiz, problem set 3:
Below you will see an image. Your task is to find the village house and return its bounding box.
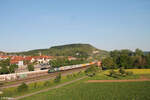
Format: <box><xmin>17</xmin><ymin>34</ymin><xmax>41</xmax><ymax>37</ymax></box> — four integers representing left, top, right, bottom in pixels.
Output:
<box><xmin>68</xmin><ymin>56</ymin><xmax>77</xmax><ymax>61</ymax></box>
<box><xmin>0</xmin><ymin>55</ymin><xmax>9</xmax><ymax>61</ymax></box>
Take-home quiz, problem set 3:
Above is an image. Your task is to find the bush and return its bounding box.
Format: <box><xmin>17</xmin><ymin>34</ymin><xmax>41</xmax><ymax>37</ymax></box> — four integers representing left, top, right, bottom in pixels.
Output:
<box><xmin>0</xmin><ymin>82</ymin><xmax>4</xmax><ymax>86</ymax></box>
<box><xmin>67</xmin><ymin>74</ymin><xmax>72</xmax><ymax>79</ymax></box>
<box><xmin>109</xmin><ymin>70</ymin><xmax>116</xmax><ymax>76</ymax></box>
<box><xmin>17</xmin><ymin>82</ymin><xmax>28</xmax><ymax>92</ymax></box>
<box><xmin>85</xmin><ymin>66</ymin><xmax>99</xmax><ymax>77</ymax></box>
<box><xmin>77</xmin><ymin>71</ymin><xmax>82</xmax><ymax>76</ymax></box>
<box><xmin>44</xmin><ymin>81</ymin><xmax>50</xmax><ymax>86</ymax></box>
<box><xmin>73</xmin><ymin>74</ymin><xmax>77</xmax><ymax>78</ymax></box>
<box><xmin>126</xmin><ymin>71</ymin><xmax>133</xmax><ymax>76</ymax></box>
<box><xmin>54</xmin><ymin>73</ymin><xmax>61</xmax><ymax>83</ymax></box>
<box><xmin>28</xmin><ymin>64</ymin><xmax>34</xmax><ymax>71</ymax></box>
<box><xmin>119</xmin><ymin>67</ymin><xmax>126</xmax><ymax>75</ymax></box>
<box><xmin>33</xmin><ymin>82</ymin><xmax>38</xmax><ymax>88</ymax></box>
<box><xmin>111</xmin><ymin>74</ymin><xmax>119</xmax><ymax>78</ymax></box>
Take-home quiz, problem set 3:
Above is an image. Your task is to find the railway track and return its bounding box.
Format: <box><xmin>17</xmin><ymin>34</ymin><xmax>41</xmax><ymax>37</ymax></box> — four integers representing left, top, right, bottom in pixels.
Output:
<box><xmin>0</xmin><ymin>66</ymin><xmax>89</xmax><ymax>89</ymax></box>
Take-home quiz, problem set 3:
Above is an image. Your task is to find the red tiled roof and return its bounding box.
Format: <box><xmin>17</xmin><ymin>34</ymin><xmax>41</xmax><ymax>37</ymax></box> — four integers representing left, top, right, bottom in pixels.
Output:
<box><xmin>10</xmin><ymin>56</ymin><xmax>24</xmax><ymax>64</ymax></box>
<box><xmin>24</xmin><ymin>56</ymin><xmax>33</xmax><ymax>61</ymax></box>
<box><xmin>33</xmin><ymin>56</ymin><xmax>53</xmax><ymax>59</ymax></box>
<box><xmin>0</xmin><ymin>55</ymin><xmax>9</xmax><ymax>58</ymax></box>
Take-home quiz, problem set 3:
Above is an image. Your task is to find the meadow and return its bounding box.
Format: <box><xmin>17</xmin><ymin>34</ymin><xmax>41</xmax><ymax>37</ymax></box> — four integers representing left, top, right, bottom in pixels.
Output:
<box><xmin>1</xmin><ymin>71</ymin><xmax>85</xmax><ymax>98</ymax></box>
<box><xmin>21</xmin><ymin>80</ymin><xmax>150</xmax><ymax>100</ymax></box>
<box><xmin>20</xmin><ymin>69</ymin><xmax>150</xmax><ymax>100</ymax></box>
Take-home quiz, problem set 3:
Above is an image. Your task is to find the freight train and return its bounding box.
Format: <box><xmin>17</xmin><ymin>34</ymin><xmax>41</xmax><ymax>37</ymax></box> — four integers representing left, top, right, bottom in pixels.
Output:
<box><xmin>48</xmin><ymin>62</ymin><xmax>95</xmax><ymax>73</ymax></box>
<box><xmin>0</xmin><ymin>61</ymin><xmax>97</xmax><ymax>82</ymax></box>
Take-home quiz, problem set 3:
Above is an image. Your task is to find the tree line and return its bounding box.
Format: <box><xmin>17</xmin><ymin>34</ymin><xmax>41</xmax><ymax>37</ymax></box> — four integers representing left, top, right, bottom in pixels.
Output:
<box><xmin>49</xmin><ymin>58</ymin><xmax>86</xmax><ymax>68</ymax></box>
<box><xmin>102</xmin><ymin>49</ymin><xmax>150</xmax><ymax>69</ymax></box>
<box><xmin>0</xmin><ymin>59</ymin><xmax>18</xmax><ymax>74</ymax></box>
<box><xmin>0</xmin><ymin>59</ymin><xmax>34</xmax><ymax>74</ymax></box>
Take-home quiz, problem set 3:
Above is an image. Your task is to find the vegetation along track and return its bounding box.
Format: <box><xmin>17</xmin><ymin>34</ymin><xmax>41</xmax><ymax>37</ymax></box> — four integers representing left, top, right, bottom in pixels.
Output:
<box><xmin>14</xmin><ymin>76</ymin><xmax>87</xmax><ymax>100</ymax></box>
<box><xmin>1</xmin><ymin>66</ymin><xmax>89</xmax><ymax>89</ymax></box>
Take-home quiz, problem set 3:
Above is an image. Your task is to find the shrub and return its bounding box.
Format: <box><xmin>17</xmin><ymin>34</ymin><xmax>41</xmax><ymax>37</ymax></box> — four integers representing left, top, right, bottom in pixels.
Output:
<box><xmin>33</xmin><ymin>82</ymin><xmax>38</xmax><ymax>88</ymax></box>
<box><xmin>111</xmin><ymin>74</ymin><xmax>119</xmax><ymax>78</ymax></box>
<box><xmin>85</xmin><ymin>66</ymin><xmax>99</xmax><ymax>77</ymax></box>
<box><xmin>27</xmin><ymin>64</ymin><xmax>34</xmax><ymax>71</ymax></box>
<box><xmin>73</xmin><ymin>74</ymin><xmax>77</xmax><ymax>78</ymax></box>
<box><xmin>119</xmin><ymin>67</ymin><xmax>126</xmax><ymax>75</ymax></box>
<box><xmin>0</xmin><ymin>82</ymin><xmax>4</xmax><ymax>86</ymax></box>
<box><xmin>67</xmin><ymin>74</ymin><xmax>72</xmax><ymax>79</ymax></box>
<box><xmin>126</xmin><ymin>71</ymin><xmax>133</xmax><ymax>76</ymax></box>
<box><xmin>44</xmin><ymin>81</ymin><xmax>50</xmax><ymax>86</ymax></box>
<box><xmin>54</xmin><ymin>73</ymin><xmax>61</xmax><ymax>83</ymax></box>
<box><xmin>109</xmin><ymin>70</ymin><xmax>116</xmax><ymax>76</ymax></box>
<box><xmin>17</xmin><ymin>82</ymin><xmax>28</xmax><ymax>92</ymax></box>
<box><xmin>77</xmin><ymin>71</ymin><xmax>82</xmax><ymax>76</ymax></box>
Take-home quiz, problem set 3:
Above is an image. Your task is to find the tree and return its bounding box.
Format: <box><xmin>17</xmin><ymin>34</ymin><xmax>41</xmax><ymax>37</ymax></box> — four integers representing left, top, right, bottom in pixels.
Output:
<box><xmin>17</xmin><ymin>82</ymin><xmax>28</xmax><ymax>92</ymax></box>
<box><xmin>54</xmin><ymin>73</ymin><xmax>61</xmax><ymax>83</ymax></box>
<box><xmin>27</xmin><ymin>64</ymin><xmax>34</xmax><ymax>71</ymax></box>
<box><xmin>9</xmin><ymin>64</ymin><xmax>18</xmax><ymax>73</ymax></box>
<box><xmin>119</xmin><ymin>67</ymin><xmax>126</xmax><ymax>75</ymax></box>
<box><xmin>135</xmin><ymin>48</ymin><xmax>143</xmax><ymax>56</ymax></box>
<box><xmin>43</xmin><ymin>81</ymin><xmax>50</xmax><ymax>86</ymax></box>
<box><xmin>85</xmin><ymin>66</ymin><xmax>99</xmax><ymax>77</ymax></box>
<box><xmin>102</xmin><ymin>57</ymin><xmax>115</xmax><ymax>69</ymax></box>
<box><xmin>0</xmin><ymin>59</ymin><xmax>18</xmax><ymax>74</ymax></box>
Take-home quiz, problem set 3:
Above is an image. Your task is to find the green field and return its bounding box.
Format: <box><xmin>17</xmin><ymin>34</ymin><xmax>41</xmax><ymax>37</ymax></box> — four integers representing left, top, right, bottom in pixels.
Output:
<box><xmin>1</xmin><ymin>71</ymin><xmax>85</xmax><ymax>98</ymax></box>
<box><xmin>20</xmin><ymin>69</ymin><xmax>150</xmax><ymax>100</ymax></box>
<box><xmin>21</xmin><ymin>80</ymin><xmax>150</xmax><ymax>100</ymax></box>
<box><xmin>2</xmin><ymin>69</ymin><xmax>150</xmax><ymax>100</ymax></box>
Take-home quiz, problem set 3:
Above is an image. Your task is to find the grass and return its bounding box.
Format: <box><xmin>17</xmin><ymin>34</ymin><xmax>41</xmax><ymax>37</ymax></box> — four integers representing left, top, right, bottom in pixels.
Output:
<box><xmin>1</xmin><ymin>71</ymin><xmax>85</xmax><ymax>98</ymax></box>
<box><xmin>20</xmin><ymin>80</ymin><xmax>150</xmax><ymax>100</ymax></box>
<box><xmin>2</xmin><ymin>69</ymin><xmax>150</xmax><ymax>100</ymax></box>
<box><xmin>87</xmin><ymin>69</ymin><xmax>150</xmax><ymax>80</ymax></box>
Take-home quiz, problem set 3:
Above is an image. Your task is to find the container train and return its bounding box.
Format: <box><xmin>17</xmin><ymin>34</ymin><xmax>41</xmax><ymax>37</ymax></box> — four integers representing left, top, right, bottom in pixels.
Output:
<box><xmin>48</xmin><ymin>62</ymin><xmax>93</xmax><ymax>73</ymax></box>
<box><xmin>0</xmin><ymin>61</ymin><xmax>97</xmax><ymax>82</ymax></box>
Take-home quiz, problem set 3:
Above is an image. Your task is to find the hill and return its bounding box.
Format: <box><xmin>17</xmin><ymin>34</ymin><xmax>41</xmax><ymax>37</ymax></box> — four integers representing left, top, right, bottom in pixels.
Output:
<box><xmin>8</xmin><ymin>44</ymin><xmax>109</xmax><ymax>59</ymax></box>
<box><xmin>0</xmin><ymin>51</ymin><xmax>5</xmax><ymax>55</ymax></box>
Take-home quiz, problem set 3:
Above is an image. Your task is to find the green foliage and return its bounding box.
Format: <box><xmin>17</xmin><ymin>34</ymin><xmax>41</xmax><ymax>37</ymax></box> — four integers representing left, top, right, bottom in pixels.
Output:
<box><xmin>21</xmin><ymin>81</ymin><xmax>150</xmax><ymax>100</ymax></box>
<box><xmin>0</xmin><ymin>59</ymin><xmax>18</xmax><ymax>74</ymax></box>
<box><xmin>135</xmin><ymin>48</ymin><xmax>144</xmax><ymax>56</ymax></box>
<box><xmin>108</xmin><ymin>68</ymin><xmax>134</xmax><ymax>78</ymax></box>
<box><xmin>85</xmin><ymin>66</ymin><xmax>99</xmax><ymax>77</ymax></box>
<box><xmin>109</xmin><ymin>49</ymin><xmax>150</xmax><ymax>69</ymax></box>
<box><xmin>67</xmin><ymin>71</ymin><xmax>84</xmax><ymax>79</ymax></box>
<box><xmin>54</xmin><ymin>73</ymin><xmax>61</xmax><ymax>83</ymax></box>
<box><xmin>17</xmin><ymin>82</ymin><xmax>28</xmax><ymax>92</ymax></box>
<box><xmin>109</xmin><ymin>70</ymin><xmax>116</xmax><ymax>77</ymax></box>
<box><xmin>27</xmin><ymin>64</ymin><xmax>34</xmax><ymax>71</ymax></box>
<box><xmin>67</xmin><ymin>74</ymin><xmax>73</xmax><ymax>79</ymax></box>
<box><xmin>119</xmin><ymin>67</ymin><xmax>126</xmax><ymax>75</ymax></box>
<box><xmin>126</xmin><ymin>71</ymin><xmax>133</xmax><ymax>76</ymax></box>
<box><xmin>43</xmin><ymin>81</ymin><xmax>51</xmax><ymax>86</ymax></box>
<box><xmin>33</xmin><ymin>82</ymin><xmax>38</xmax><ymax>89</ymax></box>
<box><xmin>9</xmin><ymin>64</ymin><xmax>18</xmax><ymax>73</ymax></box>
<box><xmin>49</xmin><ymin>58</ymin><xmax>86</xmax><ymax>68</ymax></box>
<box><xmin>102</xmin><ymin>57</ymin><xmax>116</xmax><ymax>69</ymax></box>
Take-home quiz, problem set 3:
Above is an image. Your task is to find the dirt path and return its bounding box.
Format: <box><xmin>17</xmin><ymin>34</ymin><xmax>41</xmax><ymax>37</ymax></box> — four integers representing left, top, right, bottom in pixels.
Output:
<box><xmin>87</xmin><ymin>79</ymin><xmax>150</xmax><ymax>83</ymax></box>
<box><xmin>13</xmin><ymin>76</ymin><xmax>87</xmax><ymax>100</ymax></box>
<box><xmin>87</xmin><ymin>75</ymin><xmax>150</xmax><ymax>83</ymax></box>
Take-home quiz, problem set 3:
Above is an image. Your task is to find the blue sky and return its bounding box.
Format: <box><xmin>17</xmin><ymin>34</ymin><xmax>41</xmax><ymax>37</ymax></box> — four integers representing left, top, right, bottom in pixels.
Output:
<box><xmin>0</xmin><ymin>0</ymin><xmax>150</xmax><ymax>52</ymax></box>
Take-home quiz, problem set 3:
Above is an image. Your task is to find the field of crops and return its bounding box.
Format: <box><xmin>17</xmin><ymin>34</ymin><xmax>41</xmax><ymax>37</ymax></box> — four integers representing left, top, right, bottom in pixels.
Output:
<box><xmin>7</xmin><ymin>69</ymin><xmax>150</xmax><ymax>100</ymax></box>
<box><xmin>21</xmin><ymin>80</ymin><xmax>150</xmax><ymax>100</ymax></box>
<box><xmin>20</xmin><ymin>69</ymin><xmax>150</xmax><ymax>100</ymax></box>
<box><xmin>126</xmin><ymin>69</ymin><xmax>150</xmax><ymax>74</ymax></box>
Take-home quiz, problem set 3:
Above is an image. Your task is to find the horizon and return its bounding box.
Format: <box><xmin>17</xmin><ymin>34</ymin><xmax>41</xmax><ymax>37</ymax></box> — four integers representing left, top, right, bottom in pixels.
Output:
<box><xmin>0</xmin><ymin>43</ymin><xmax>149</xmax><ymax>53</ymax></box>
<box><xmin>0</xmin><ymin>0</ymin><xmax>150</xmax><ymax>52</ymax></box>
